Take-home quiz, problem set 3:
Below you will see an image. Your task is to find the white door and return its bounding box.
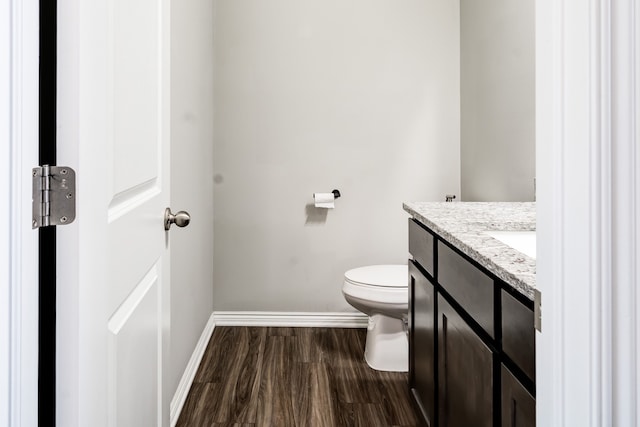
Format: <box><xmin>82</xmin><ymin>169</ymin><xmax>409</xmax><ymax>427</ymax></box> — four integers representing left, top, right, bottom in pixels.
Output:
<box><xmin>56</xmin><ymin>0</ymin><xmax>172</xmax><ymax>425</ymax></box>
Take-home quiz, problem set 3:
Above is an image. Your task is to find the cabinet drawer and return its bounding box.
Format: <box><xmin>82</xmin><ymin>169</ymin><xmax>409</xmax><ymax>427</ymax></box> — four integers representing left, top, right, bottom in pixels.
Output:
<box><xmin>502</xmin><ymin>290</ymin><xmax>535</xmax><ymax>380</ymax></box>
<box><xmin>409</xmin><ymin>219</ymin><xmax>435</xmax><ymax>276</ymax></box>
<box><xmin>438</xmin><ymin>242</ymin><xmax>494</xmax><ymax>338</ymax></box>
<box><xmin>501</xmin><ymin>365</ymin><xmax>535</xmax><ymax>427</ymax></box>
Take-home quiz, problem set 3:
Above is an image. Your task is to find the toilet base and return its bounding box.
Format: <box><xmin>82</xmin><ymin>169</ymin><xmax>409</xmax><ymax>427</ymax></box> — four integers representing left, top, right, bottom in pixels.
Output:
<box><xmin>364</xmin><ymin>314</ymin><xmax>408</xmax><ymax>372</ymax></box>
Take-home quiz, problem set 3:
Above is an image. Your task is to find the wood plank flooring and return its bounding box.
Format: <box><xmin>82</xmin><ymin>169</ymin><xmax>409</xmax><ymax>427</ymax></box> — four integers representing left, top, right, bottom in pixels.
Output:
<box><xmin>176</xmin><ymin>327</ymin><xmax>419</xmax><ymax>427</ymax></box>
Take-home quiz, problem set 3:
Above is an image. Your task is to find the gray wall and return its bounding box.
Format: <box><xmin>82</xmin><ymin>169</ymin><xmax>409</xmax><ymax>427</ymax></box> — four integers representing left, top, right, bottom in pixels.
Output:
<box><xmin>460</xmin><ymin>0</ymin><xmax>535</xmax><ymax>201</ymax></box>
<box><xmin>212</xmin><ymin>0</ymin><xmax>461</xmax><ymax>312</ymax></box>
<box><xmin>169</xmin><ymin>0</ymin><xmax>215</xmax><ymax>395</ymax></box>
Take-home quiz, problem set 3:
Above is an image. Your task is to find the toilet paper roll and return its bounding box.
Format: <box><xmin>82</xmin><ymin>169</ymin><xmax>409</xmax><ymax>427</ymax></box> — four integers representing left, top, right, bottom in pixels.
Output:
<box><xmin>313</xmin><ymin>192</ymin><xmax>335</xmax><ymax>209</ymax></box>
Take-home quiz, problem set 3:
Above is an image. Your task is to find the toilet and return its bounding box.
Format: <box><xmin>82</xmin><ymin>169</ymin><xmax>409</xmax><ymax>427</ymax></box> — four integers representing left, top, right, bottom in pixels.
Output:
<box><xmin>342</xmin><ymin>264</ymin><xmax>409</xmax><ymax>372</ymax></box>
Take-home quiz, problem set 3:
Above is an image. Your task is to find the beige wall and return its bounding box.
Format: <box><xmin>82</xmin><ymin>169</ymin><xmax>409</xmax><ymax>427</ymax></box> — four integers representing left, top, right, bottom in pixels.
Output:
<box><xmin>212</xmin><ymin>0</ymin><xmax>461</xmax><ymax>312</ymax></box>
<box><xmin>460</xmin><ymin>0</ymin><xmax>535</xmax><ymax>201</ymax></box>
<box><xmin>169</xmin><ymin>0</ymin><xmax>215</xmax><ymax>395</ymax></box>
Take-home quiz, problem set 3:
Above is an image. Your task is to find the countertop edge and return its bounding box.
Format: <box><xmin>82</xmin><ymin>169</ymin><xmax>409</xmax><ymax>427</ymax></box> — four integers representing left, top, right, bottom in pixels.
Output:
<box><xmin>404</xmin><ymin>202</ymin><xmax>536</xmax><ymax>301</ymax></box>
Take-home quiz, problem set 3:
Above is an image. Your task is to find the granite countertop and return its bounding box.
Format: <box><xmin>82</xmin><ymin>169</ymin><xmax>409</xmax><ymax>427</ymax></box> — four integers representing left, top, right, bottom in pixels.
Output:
<box><xmin>403</xmin><ymin>202</ymin><xmax>536</xmax><ymax>300</ymax></box>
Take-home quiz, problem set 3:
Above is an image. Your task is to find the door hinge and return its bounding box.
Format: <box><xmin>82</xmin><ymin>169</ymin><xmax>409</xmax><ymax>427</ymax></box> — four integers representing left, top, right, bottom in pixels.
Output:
<box><xmin>32</xmin><ymin>165</ymin><xmax>76</xmax><ymax>229</ymax></box>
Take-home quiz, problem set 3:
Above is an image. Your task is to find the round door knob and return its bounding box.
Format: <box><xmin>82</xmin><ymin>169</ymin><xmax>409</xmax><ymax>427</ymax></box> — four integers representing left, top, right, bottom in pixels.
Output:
<box><xmin>164</xmin><ymin>207</ymin><xmax>191</xmax><ymax>230</ymax></box>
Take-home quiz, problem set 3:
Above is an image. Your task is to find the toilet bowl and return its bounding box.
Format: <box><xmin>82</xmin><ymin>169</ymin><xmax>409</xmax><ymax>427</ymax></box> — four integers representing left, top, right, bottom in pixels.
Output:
<box><xmin>342</xmin><ymin>265</ymin><xmax>408</xmax><ymax>372</ymax></box>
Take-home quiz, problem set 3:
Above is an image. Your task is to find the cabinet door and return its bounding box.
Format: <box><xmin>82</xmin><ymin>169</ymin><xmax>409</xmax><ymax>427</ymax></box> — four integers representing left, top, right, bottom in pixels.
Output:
<box><xmin>438</xmin><ymin>295</ymin><xmax>493</xmax><ymax>427</ymax></box>
<box><xmin>410</xmin><ymin>261</ymin><xmax>436</xmax><ymax>426</ymax></box>
<box><xmin>501</xmin><ymin>365</ymin><xmax>535</xmax><ymax>427</ymax></box>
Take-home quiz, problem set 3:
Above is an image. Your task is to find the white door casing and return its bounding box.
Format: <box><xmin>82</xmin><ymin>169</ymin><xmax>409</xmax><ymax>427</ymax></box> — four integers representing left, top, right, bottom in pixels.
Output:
<box><xmin>1</xmin><ymin>0</ymin><xmax>39</xmax><ymax>425</ymax></box>
<box><xmin>536</xmin><ymin>0</ymin><xmax>640</xmax><ymax>425</ymax></box>
<box><xmin>56</xmin><ymin>0</ymin><xmax>171</xmax><ymax>426</ymax></box>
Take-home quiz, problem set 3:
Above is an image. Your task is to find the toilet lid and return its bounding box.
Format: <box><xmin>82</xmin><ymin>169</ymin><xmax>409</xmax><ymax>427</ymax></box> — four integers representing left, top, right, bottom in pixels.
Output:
<box><xmin>344</xmin><ymin>265</ymin><xmax>408</xmax><ymax>288</ymax></box>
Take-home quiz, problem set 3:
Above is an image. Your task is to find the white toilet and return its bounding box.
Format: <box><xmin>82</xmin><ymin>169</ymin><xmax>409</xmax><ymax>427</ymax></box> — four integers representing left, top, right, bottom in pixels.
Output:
<box><xmin>342</xmin><ymin>264</ymin><xmax>409</xmax><ymax>372</ymax></box>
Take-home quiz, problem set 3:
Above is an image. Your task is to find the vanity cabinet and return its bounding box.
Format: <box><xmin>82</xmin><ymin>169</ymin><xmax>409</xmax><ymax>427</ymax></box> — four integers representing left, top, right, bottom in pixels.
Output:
<box><xmin>408</xmin><ymin>218</ymin><xmax>535</xmax><ymax>427</ymax></box>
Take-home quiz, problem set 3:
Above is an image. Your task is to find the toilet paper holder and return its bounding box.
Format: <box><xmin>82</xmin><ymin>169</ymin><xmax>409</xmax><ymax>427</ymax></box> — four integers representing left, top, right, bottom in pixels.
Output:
<box><xmin>313</xmin><ymin>190</ymin><xmax>341</xmax><ymax>199</ymax></box>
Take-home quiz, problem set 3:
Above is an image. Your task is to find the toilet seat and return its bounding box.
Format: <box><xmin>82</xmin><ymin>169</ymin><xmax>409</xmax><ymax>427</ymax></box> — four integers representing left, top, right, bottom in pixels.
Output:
<box><xmin>344</xmin><ymin>265</ymin><xmax>408</xmax><ymax>288</ymax></box>
<box><xmin>342</xmin><ymin>265</ymin><xmax>408</xmax><ymax>305</ymax></box>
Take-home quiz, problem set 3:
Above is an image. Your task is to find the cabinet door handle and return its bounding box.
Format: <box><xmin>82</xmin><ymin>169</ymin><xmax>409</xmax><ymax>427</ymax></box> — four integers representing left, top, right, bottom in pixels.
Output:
<box><xmin>510</xmin><ymin>398</ymin><xmax>517</xmax><ymax>427</ymax></box>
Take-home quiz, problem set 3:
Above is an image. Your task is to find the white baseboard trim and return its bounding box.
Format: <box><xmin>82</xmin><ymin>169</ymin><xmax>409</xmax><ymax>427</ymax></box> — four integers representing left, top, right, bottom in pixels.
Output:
<box><xmin>213</xmin><ymin>311</ymin><xmax>368</xmax><ymax>328</ymax></box>
<box><xmin>170</xmin><ymin>312</ymin><xmax>216</xmax><ymax>427</ymax></box>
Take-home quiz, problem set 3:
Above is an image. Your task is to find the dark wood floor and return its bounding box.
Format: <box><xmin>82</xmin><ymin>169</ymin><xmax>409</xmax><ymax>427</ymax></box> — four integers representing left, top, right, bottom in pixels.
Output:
<box><xmin>176</xmin><ymin>327</ymin><xmax>419</xmax><ymax>427</ymax></box>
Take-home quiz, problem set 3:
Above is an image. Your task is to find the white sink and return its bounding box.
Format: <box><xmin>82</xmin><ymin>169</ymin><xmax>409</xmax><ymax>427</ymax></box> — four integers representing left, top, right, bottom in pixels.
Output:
<box><xmin>485</xmin><ymin>230</ymin><xmax>536</xmax><ymax>259</ymax></box>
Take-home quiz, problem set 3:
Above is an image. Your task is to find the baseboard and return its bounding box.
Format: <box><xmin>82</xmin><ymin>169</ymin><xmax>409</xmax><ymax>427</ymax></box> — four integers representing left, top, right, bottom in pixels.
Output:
<box><xmin>213</xmin><ymin>311</ymin><xmax>368</xmax><ymax>328</ymax></box>
<box><xmin>170</xmin><ymin>312</ymin><xmax>216</xmax><ymax>427</ymax></box>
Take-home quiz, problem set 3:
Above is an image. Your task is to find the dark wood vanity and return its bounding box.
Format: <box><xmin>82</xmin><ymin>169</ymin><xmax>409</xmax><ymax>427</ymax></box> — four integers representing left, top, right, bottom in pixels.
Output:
<box><xmin>408</xmin><ymin>218</ymin><xmax>535</xmax><ymax>427</ymax></box>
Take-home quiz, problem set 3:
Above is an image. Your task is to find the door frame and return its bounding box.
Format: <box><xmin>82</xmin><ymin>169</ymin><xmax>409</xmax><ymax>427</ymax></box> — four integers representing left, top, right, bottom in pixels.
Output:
<box><xmin>1</xmin><ymin>0</ymin><xmax>40</xmax><ymax>425</ymax></box>
<box><xmin>536</xmin><ymin>0</ymin><xmax>640</xmax><ymax>424</ymax></box>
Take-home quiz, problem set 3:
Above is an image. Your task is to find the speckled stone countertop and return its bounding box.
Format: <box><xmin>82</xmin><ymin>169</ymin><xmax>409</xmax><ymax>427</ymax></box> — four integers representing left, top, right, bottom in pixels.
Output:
<box><xmin>403</xmin><ymin>202</ymin><xmax>536</xmax><ymax>300</ymax></box>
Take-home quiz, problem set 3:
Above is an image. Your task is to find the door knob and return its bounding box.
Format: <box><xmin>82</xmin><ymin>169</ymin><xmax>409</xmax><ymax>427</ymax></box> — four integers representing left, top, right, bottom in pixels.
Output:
<box><xmin>164</xmin><ymin>208</ymin><xmax>191</xmax><ymax>230</ymax></box>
